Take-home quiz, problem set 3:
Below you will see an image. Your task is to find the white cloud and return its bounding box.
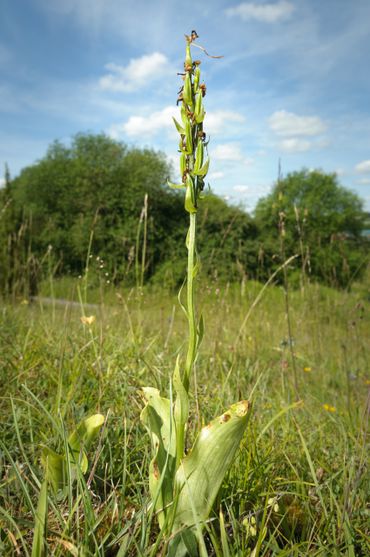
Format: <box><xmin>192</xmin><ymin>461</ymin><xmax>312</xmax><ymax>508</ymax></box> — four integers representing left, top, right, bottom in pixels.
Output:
<box><xmin>226</xmin><ymin>1</ymin><xmax>295</xmax><ymax>23</ymax></box>
<box><xmin>0</xmin><ymin>178</ymin><xmax>5</xmax><ymax>188</ymax></box>
<box><xmin>212</xmin><ymin>143</ymin><xmax>253</xmax><ymax>165</ymax></box>
<box><xmin>205</xmin><ymin>110</ymin><xmax>245</xmax><ymax>135</ymax></box>
<box><xmin>355</xmin><ymin>160</ymin><xmax>370</xmax><ymax>174</ymax></box>
<box><xmin>233</xmin><ymin>184</ymin><xmax>250</xmax><ymax>193</ymax></box>
<box><xmin>278</xmin><ymin>138</ymin><xmax>311</xmax><ymax>153</ymax></box>
<box><xmin>335</xmin><ymin>168</ymin><xmax>345</xmax><ymax>177</ymax></box>
<box><xmin>208</xmin><ymin>171</ymin><xmax>224</xmax><ymax>180</ymax></box>
<box><xmin>108</xmin><ymin>105</ymin><xmax>179</xmax><ymax>138</ymax></box>
<box><xmin>269</xmin><ymin>110</ymin><xmax>326</xmax><ymax>137</ymax></box>
<box><xmin>100</xmin><ymin>52</ymin><xmax>170</xmax><ymax>92</ymax></box>
<box><xmin>357</xmin><ymin>177</ymin><xmax>370</xmax><ymax>185</ymax></box>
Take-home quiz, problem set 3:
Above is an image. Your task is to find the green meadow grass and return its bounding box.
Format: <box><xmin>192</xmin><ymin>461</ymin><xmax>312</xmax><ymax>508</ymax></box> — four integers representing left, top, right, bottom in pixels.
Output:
<box><xmin>0</xmin><ymin>279</ymin><xmax>369</xmax><ymax>556</ymax></box>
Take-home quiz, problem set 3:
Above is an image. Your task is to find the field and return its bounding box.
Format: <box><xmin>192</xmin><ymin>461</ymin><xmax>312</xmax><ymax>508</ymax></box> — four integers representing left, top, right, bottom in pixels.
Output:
<box><xmin>0</xmin><ymin>277</ymin><xmax>369</xmax><ymax>556</ymax></box>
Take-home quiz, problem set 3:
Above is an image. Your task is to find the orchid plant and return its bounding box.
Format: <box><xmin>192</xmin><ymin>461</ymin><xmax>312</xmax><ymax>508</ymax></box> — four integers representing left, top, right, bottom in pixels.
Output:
<box><xmin>140</xmin><ymin>31</ymin><xmax>251</xmax><ymax>557</ymax></box>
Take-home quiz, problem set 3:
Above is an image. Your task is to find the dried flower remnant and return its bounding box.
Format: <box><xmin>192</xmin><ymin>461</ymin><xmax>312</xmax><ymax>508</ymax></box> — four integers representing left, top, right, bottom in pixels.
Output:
<box><xmin>80</xmin><ymin>315</ymin><xmax>96</xmax><ymax>326</ymax></box>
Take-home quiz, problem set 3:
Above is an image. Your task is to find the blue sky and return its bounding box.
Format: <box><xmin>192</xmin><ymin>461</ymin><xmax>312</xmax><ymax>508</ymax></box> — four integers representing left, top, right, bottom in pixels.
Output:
<box><xmin>1</xmin><ymin>0</ymin><xmax>370</xmax><ymax>210</ymax></box>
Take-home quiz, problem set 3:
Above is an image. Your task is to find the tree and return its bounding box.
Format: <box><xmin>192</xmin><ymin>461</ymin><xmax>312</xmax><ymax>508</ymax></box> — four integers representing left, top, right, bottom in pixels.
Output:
<box><xmin>254</xmin><ymin>169</ymin><xmax>368</xmax><ymax>287</ymax></box>
<box><xmin>9</xmin><ymin>133</ymin><xmax>182</xmax><ymax>286</ymax></box>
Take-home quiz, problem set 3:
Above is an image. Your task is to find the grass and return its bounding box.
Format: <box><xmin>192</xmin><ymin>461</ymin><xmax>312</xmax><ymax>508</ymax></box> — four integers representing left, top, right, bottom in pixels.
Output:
<box><xmin>0</xmin><ymin>277</ymin><xmax>369</xmax><ymax>555</ymax></box>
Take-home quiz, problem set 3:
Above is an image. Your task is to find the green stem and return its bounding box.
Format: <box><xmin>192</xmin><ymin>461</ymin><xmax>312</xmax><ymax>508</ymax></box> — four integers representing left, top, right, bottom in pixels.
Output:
<box><xmin>184</xmin><ymin>211</ymin><xmax>197</xmax><ymax>392</ymax></box>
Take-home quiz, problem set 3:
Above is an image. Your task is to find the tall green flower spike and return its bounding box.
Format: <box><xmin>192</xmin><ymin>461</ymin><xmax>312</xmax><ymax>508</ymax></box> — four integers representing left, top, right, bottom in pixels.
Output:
<box><xmin>141</xmin><ymin>32</ymin><xmax>251</xmax><ymax>556</ymax></box>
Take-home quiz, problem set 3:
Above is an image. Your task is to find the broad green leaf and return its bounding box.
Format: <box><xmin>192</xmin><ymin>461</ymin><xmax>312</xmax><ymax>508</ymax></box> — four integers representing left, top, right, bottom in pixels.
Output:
<box><xmin>140</xmin><ymin>388</ymin><xmax>177</xmax><ymax>529</ymax></box>
<box><xmin>41</xmin><ymin>414</ymin><xmax>105</xmax><ymax>491</ymax></box>
<box><xmin>31</xmin><ymin>477</ymin><xmax>48</xmax><ymax>557</ymax></box>
<box><xmin>41</xmin><ymin>447</ymin><xmax>66</xmax><ymax>493</ymax></box>
<box><xmin>68</xmin><ymin>413</ymin><xmax>105</xmax><ymax>473</ymax></box>
<box><xmin>173</xmin><ymin>400</ymin><xmax>251</xmax><ymax>530</ymax></box>
<box><xmin>168</xmin><ymin>528</ymin><xmax>198</xmax><ymax>557</ymax></box>
<box><xmin>68</xmin><ymin>414</ymin><xmax>105</xmax><ymax>452</ymax></box>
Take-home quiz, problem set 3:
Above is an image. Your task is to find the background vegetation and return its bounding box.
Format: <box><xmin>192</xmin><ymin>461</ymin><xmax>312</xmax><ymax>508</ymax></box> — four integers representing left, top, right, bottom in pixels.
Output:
<box><xmin>0</xmin><ymin>133</ymin><xmax>368</xmax><ymax>298</ymax></box>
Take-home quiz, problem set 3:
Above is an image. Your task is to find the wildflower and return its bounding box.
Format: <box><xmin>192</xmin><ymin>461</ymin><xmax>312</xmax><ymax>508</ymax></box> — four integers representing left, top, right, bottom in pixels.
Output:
<box><xmin>304</xmin><ymin>366</ymin><xmax>311</xmax><ymax>372</ymax></box>
<box><xmin>267</xmin><ymin>496</ymin><xmax>279</xmax><ymax>513</ymax></box>
<box><xmin>242</xmin><ymin>515</ymin><xmax>257</xmax><ymax>537</ymax></box>
<box><xmin>80</xmin><ymin>315</ymin><xmax>96</xmax><ymax>326</ymax></box>
<box><xmin>322</xmin><ymin>403</ymin><xmax>336</xmax><ymax>413</ymax></box>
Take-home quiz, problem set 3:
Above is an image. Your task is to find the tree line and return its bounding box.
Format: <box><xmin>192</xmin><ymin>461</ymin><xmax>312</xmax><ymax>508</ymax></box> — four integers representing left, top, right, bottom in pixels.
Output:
<box><xmin>0</xmin><ymin>133</ymin><xmax>368</xmax><ymax>297</ymax></box>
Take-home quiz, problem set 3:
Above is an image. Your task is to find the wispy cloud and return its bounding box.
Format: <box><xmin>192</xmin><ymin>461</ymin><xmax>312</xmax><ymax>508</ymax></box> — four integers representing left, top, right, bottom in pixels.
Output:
<box><xmin>357</xmin><ymin>177</ymin><xmax>370</xmax><ymax>185</ymax></box>
<box><xmin>99</xmin><ymin>52</ymin><xmax>170</xmax><ymax>92</ymax></box>
<box><xmin>269</xmin><ymin>110</ymin><xmax>326</xmax><ymax>137</ymax></box>
<box><xmin>226</xmin><ymin>1</ymin><xmax>295</xmax><ymax>23</ymax></box>
<box><xmin>354</xmin><ymin>160</ymin><xmax>370</xmax><ymax>174</ymax></box>
<box><xmin>233</xmin><ymin>184</ymin><xmax>250</xmax><ymax>193</ymax></box>
<box><xmin>208</xmin><ymin>171</ymin><xmax>224</xmax><ymax>180</ymax></box>
<box><xmin>212</xmin><ymin>143</ymin><xmax>253</xmax><ymax>165</ymax></box>
<box><xmin>278</xmin><ymin>138</ymin><xmax>311</xmax><ymax>153</ymax></box>
<box><xmin>268</xmin><ymin>110</ymin><xmax>328</xmax><ymax>153</ymax></box>
<box><xmin>206</xmin><ymin>110</ymin><xmax>245</xmax><ymax>135</ymax></box>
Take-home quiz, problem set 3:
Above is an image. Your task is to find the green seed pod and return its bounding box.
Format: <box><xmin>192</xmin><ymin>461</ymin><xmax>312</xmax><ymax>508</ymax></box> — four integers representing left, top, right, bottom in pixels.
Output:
<box><xmin>183</xmin><ymin>72</ymin><xmax>193</xmax><ymax>107</ymax></box>
<box><xmin>193</xmin><ymin>140</ymin><xmax>204</xmax><ymax>174</ymax></box>
<box><xmin>184</xmin><ymin>119</ymin><xmax>193</xmax><ymax>154</ymax></box>
<box><xmin>185</xmin><ymin>42</ymin><xmax>192</xmax><ymax>69</ymax></box>
<box><xmin>185</xmin><ymin>174</ymin><xmax>197</xmax><ymax>213</ymax></box>
<box><xmin>194</xmin><ymin>92</ymin><xmax>205</xmax><ymax>124</ymax></box>
<box><xmin>180</xmin><ymin>153</ymin><xmax>187</xmax><ymax>176</ymax></box>
<box><xmin>193</xmin><ymin>66</ymin><xmax>200</xmax><ymax>93</ymax></box>
<box><xmin>194</xmin><ymin>157</ymin><xmax>209</xmax><ymax>177</ymax></box>
<box><xmin>180</xmin><ymin>104</ymin><xmax>188</xmax><ymax>125</ymax></box>
<box><xmin>179</xmin><ymin>135</ymin><xmax>188</xmax><ymax>154</ymax></box>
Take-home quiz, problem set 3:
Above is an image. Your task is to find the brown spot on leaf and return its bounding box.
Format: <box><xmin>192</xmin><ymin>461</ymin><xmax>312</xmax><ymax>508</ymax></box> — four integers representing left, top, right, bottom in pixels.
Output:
<box><xmin>153</xmin><ymin>461</ymin><xmax>160</xmax><ymax>480</ymax></box>
<box><xmin>220</xmin><ymin>412</ymin><xmax>231</xmax><ymax>423</ymax></box>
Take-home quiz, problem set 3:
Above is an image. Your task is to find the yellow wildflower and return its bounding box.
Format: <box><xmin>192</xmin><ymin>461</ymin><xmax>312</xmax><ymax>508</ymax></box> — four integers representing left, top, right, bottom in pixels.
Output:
<box><xmin>322</xmin><ymin>403</ymin><xmax>336</xmax><ymax>413</ymax></box>
<box><xmin>304</xmin><ymin>366</ymin><xmax>311</xmax><ymax>372</ymax></box>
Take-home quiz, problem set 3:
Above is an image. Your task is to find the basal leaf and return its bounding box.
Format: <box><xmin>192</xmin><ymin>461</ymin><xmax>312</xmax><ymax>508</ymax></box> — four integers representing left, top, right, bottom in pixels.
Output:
<box><xmin>140</xmin><ymin>388</ymin><xmax>177</xmax><ymax>528</ymax></box>
<box><xmin>173</xmin><ymin>400</ymin><xmax>251</xmax><ymax>530</ymax></box>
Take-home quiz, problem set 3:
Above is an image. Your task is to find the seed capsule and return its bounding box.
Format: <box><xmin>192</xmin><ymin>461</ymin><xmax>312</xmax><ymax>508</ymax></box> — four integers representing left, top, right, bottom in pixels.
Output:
<box><xmin>194</xmin><ymin>92</ymin><xmax>205</xmax><ymax>124</ymax></box>
<box><xmin>185</xmin><ymin>43</ymin><xmax>192</xmax><ymax>70</ymax></box>
<box><xmin>180</xmin><ymin>153</ymin><xmax>186</xmax><ymax>175</ymax></box>
<box><xmin>193</xmin><ymin>141</ymin><xmax>204</xmax><ymax>174</ymax></box>
<box><xmin>183</xmin><ymin>72</ymin><xmax>193</xmax><ymax>108</ymax></box>
<box><xmin>193</xmin><ymin>66</ymin><xmax>200</xmax><ymax>93</ymax></box>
